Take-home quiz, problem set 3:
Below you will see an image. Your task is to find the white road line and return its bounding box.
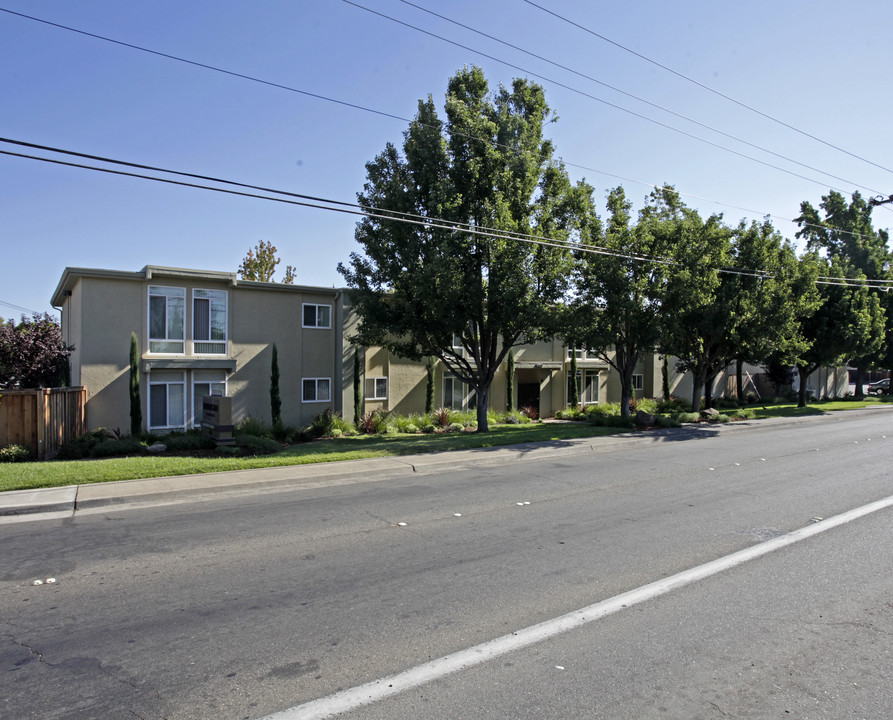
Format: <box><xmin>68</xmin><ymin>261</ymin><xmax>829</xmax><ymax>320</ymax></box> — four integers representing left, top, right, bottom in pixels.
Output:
<box><xmin>259</xmin><ymin>493</ymin><xmax>893</xmax><ymax>720</ymax></box>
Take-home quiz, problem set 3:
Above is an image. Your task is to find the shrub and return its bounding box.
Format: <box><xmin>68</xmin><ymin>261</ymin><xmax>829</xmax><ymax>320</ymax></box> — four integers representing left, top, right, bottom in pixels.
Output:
<box><xmin>358</xmin><ymin>412</ymin><xmax>378</xmax><ymax>434</ymax></box>
<box><xmin>161</xmin><ymin>430</ymin><xmax>215</xmax><ymax>452</ymax></box>
<box><xmin>215</xmin><ymin>445</ymin><xmax>242</xmax><ymax>456</ymax></box>
<box><xmin>714</xmin><ymin>397</ymin><xmax>740</xmax><ymax>410</ymax></box>
<box><xmin>421</xmin><ymin>424</ymin><xmax>437</xmax><ymax>433</ymax></box>
<box><xmin>431</xmin><ymin>407</ymin><xmax>452</xmax><ymax>428</ymax></box>
<box><xmin>90</xmin><ymin>437</ymin><xmax>146</xmax><ymax>458</ymax></box>
<box><xmin>673</xmin><ymin>412</ymin><xmax>700</xmax><ymax>423</ymax></box>
<box><xmin>446</xmin><ymin>422</ymin><xmax>465</xmax><ymax>433</ymax></box>
<box><xmin>272</xmin><ymin>422</ymin><xmax>297</xmax><ymax>442</ymax></box>
<box><xmin>403</xmin><ymin>423</ymin><xmax>420</xmax><ymax>434</ymax></box>
<box><xmin>56</xmin><ymin>428</ymin><xmax>119</xmax><ymax>460</ymax></box>
<box><xmin>656</xmin><ymin>396</ymin><xmax>690</xmax><ymax>413</ymax></box>
<box><xmin>394</xmin><ymin>414</ymin><xmax>424</xmax><ymax>433</ymax></box>
<box><xmin>308</xmin><ymin>408</ymin><xmax>338</xmax><ymax>438</ymax></box>
<box><xmin>235</xmin><ymin>434</ymin><xmax>281</xmax><ymax>455</ymax></box>
<box><xmin>235</xmin><ymin>416</ymin><xmax>270</xmax><ymax>439</ymax></box>
<box><xmin>712</xmin><ymin>413</ymin><xmax>733</xmax><ymax>423</ymax></box>
<box><xmin>653</xmin><ymin>414</ymin><xmax>681</xmax><ymax>429</ymax></box>
<box><xmin>0</xmin><ymin>444</ymin><xmax>32</xmax><ymax>463</ymax></box>
<box><xmin>519</xmin><ymin>405</ymin><xmax>539</xmax><ymax>421</ymax></box>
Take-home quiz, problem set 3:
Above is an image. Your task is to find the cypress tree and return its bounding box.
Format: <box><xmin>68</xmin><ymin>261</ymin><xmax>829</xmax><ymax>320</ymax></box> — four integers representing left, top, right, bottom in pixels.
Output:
<box><xmin>129</xmin><ymin>332</ymin><xmax>141</xmax><ymax>436</ymax></box>
<box><xmin>506</xmin><ymin>350</ymin><xmax>515</xmax><ymax>411</ymax></box>
<box><xmin>353</xmin><ymin>350</ymin><xmax>363</xmax><ymax>425</ymax></box>
<box><xmin>570</xmin><ymin>351</ymin><xmax>579</xmax><ymax>409</ymax></box>
<box><xmin>270</xmin><ymin>343</ymin><xmax>281</xmax><ymax>427</ymax></box>
<box><xmin>425</xmin><ymin>356</ymin><xmax>436</xmax><ymax>414</ymax></box>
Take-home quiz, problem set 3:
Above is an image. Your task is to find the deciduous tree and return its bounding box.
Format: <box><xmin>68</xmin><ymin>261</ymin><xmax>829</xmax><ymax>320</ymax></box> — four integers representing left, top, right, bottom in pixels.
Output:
<box><xmin>339</xmin><ymin>67</ymin><xmax>588</xmax><ymax>431</ymax></box>
<box><xmin>0</xmin><ymin>314</ymin><xmax>72</xmax><ymax>389</ymax></box>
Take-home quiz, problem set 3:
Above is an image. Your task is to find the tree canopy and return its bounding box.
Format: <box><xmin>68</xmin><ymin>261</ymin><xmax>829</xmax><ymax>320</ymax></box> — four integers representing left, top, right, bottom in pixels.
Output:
<box><xmin>238</xmin><ymin>240</ymin><xmax>296</xmax><ymax>284</ymax></box>
<box><xmin>339</xmin><ymin>66</ymin><xmax>590</xmax><ymax>431</ymax></box>
<box><xmin>0</xmin><ymin>313</ymin><xmax>72</xmax><ymax>389</ymax></box>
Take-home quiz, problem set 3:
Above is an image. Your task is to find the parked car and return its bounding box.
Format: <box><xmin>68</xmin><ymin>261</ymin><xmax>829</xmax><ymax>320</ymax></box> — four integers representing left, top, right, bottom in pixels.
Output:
<box><xmin>867</xmin><ymin>378</ymin><xmax>890</xmax><ymax>395</ymax></box>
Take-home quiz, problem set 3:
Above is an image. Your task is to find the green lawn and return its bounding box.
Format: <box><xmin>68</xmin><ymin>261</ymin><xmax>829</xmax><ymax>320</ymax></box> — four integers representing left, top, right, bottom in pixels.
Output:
<box><xmin>0</xmin><ymin>422</ymin><xmax>624</xmax><ymax>492</ymax></box>
<box><xmin>1</xmin><ymin>398</ymin><xmax>886</xmax><ymax>493</ymax></box>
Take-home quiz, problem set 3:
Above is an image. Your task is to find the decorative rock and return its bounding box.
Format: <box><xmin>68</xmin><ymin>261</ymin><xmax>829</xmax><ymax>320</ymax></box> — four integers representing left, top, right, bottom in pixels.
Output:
<box><xmin>146</xmin><ymin>443</ymin><xmax>168</xmax><ymax>453</ymax></box>
<box><xmin>635</xmin><ymin>410</ymin><xmax>656</xmax><ymax>426</ymax></box>
<box><xmin>700</xmin><ymin>407</ymin><xmax>720</xmax><ymax>418</ymax></box>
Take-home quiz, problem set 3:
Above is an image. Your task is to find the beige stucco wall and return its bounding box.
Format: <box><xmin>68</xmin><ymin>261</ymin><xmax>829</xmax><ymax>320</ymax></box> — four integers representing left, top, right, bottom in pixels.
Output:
<box><xmin>57</xmin><ymin>267</ymin><xmax>344</xmax><ymax>433</ymax></box>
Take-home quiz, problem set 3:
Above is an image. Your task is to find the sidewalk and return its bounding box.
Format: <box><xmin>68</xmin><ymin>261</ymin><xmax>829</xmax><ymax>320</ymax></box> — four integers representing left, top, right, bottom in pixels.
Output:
<box><xmin>0</xmin><ymin>412</ymin><xmax>849</xmax><ymax>520</ymax></box>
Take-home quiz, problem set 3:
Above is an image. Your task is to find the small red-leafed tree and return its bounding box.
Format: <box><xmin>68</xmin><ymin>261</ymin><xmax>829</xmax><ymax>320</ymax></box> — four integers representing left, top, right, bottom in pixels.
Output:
<box><xmin>0</xmin><ymin>313</ymin><xmax>72</xmax><ymax>389</ymax></box>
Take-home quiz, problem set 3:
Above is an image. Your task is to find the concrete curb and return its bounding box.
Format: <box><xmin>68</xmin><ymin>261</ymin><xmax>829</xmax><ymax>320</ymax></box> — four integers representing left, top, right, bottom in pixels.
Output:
<box><xmin>1</xmin><ymin>408</ymin><xmax>885</xmax><ymax>519</ymax></box>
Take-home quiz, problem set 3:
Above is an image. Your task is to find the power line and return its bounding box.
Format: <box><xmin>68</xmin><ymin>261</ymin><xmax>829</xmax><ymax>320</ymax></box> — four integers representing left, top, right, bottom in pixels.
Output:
<box><xmin>0</xmin><ymin>299</ymin><xmax>46</xmax><ymax>316</ymax></box>
<box><xmin>2</xmin><ymin>5</ymin><xmax>884</xmax><ymax>232</ymax></box>
<box><xmin>343</xmin><ymin>0</ymin><xmax>877</xmax><ymax>199</ymax></box>
<box><xmin>3</xmin><ymin>139</ymin><xmax>890</xmax><ymax>290</ymax></box>
<box><xmin>523</xmin><ymin>0</ymin><xmax>893</xmax><ymax>177</ymax></box>
<box><xmin>396</xmin><ymin>0</ymin><xmax>881</xmax><ymax>196</ymax></box>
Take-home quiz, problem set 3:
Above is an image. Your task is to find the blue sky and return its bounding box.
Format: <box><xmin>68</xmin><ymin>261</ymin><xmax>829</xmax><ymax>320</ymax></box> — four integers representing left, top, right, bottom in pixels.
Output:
<box><xmin>2</xmin><ymin>0</ymin><xmax>892</xmax><ymax>318</ymax></box>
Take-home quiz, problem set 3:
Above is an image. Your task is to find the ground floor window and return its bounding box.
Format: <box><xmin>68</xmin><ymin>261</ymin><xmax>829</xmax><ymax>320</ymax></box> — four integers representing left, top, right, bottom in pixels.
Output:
<box><xmin>149</xmin><ymin>371</ymin><xmax>186</xmax><ymax>430</ymax></box>
<box><xmin>303</xmin><ymin>377</ymin><xmax>331</xmax><ymax>403</ymax></box>
<box><xmin>191</xmin><ymin>370</ymin><xmax>227</xmax><ymax>428</ymax></box>
<box><xmin>567</xmin><ymin>370</ymin><xmax>599</xmax><ymax>406</ymax></box>
<box><xmin>443</xmin><ymin>373</ymin><xmax>475</xmax><ymax>410</ymax></box>
<box><xmin>365</xmin><ymin>377</ymin><xmax>388</xmax><ymax>401</ymax></box>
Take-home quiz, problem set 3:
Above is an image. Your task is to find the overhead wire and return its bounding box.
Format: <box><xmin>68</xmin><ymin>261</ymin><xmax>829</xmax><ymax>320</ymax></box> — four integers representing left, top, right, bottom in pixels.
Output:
<box><xmin>343</xmin><ymin>0</ymin><xmax>879</xmax><ymax>199</ymax></box>
<box><xmin>0</xmin><ymin>5</ymin><xmax>886</xmax><ymax>238</ymax></box>
<box><xmin>3</xmin><ymin>138</ymin><xmax>891</xmax><ymax>291</ymax></box>
<box><xmin>396</xmin><ymin>0</ymin><xmax>881</xmax><ymax>197</ymax></box>
<box><xmin>522</xmin><ymin>0</ymin><xmax>893</xmax><ymax>178</ymax></box>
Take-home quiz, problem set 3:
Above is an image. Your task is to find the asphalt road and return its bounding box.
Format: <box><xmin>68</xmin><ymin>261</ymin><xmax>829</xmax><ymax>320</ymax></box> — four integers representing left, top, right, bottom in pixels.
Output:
<box><xmin>1</xmin><ymin>409</ymin><xmax>892</xmax><ymax>719</ymax></box>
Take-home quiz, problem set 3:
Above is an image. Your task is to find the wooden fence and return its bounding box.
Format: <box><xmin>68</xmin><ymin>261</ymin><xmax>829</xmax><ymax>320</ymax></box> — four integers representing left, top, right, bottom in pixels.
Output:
<box><xmin>0</xmin><ymin>387</ymin><xmax>87</xmax><ymax>460</ymax></box>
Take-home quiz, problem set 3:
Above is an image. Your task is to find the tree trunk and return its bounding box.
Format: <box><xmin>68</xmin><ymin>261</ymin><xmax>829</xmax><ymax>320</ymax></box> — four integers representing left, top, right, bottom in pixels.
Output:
<box><xmin>704</xmin><ymin>371</ymin><xmax>718</xmax><ymax>409</ymax></box>
<box><xmin>691</xmin><ymin>368</ymin><xmax>705</xmax><ymax>413</ymax></box>
<box><xmin>476</xmin><ymin>385</ymin><xmax>490</xmax><ymax>432</ymax></box>
<box><xmin>619</xmin><ymin>380</ymin><xmax>631</xmax><ymax>418</ymax></box>
<box><xmin>854</xmin><ymin>366</ymin><xmax>866</xmax><ymax>399</ymax></box>
<box><xmin>736</xmin><ymin>358</ymin><xmax>744</xmax><ymax>401</ymax></box>
<box><xmin>797</xmin><ymin>366</ymin><xmax>811</xmax><ymax>407</ymax></box>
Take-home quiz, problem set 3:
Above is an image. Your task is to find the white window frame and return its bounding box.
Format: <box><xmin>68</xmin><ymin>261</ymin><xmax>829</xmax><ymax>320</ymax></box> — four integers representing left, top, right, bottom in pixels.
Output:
<box><xmin>148</xmin><ymin>371</ymin><xmax>186</xmax><ymax>430</ymax></box>
<box><xmin>191</xmin><ymin>370</ymin><xmax>227</xmax><ymax>428</ymax></box>
<box><xmin>148</xmin><ymin>286</ymin><xmax>185</xmax><ymax>355</ymax></box>
<box><xmin>302</xmin><ymin>377</ymin><xmax>331</xmax><ymax>403</ymax></box>
<box><xmin>365</xmin><ymin>377</ymin><xmax>388</xmax><ymax>401</ymax></box>
<box><xmin>302</xmin><ymin>303</ymin><xmax>332</xmax><ymax>329</ymax></box>
<box><xmin>632</xmin><ymin>373</ymin><xmax>644</xmax><ymax>391</ymax></box>
<box><xmin>566</xmin><ymin>345</ymin><xmax>585</xmax><ymax>361</ymax></box>
<box><xmin>443</xmin><ymin>373</ymin><xmax>474</xmax><ymax>411</ymax></box>
<box><xmin>567</xmin><ymin>369</ymin><xmax>600</xmax><ymax>406</ymax></box>
<box><xmin>192</xmin><ymin>289</ymin><xmax>228</xmax><ymax>355</ymax></box>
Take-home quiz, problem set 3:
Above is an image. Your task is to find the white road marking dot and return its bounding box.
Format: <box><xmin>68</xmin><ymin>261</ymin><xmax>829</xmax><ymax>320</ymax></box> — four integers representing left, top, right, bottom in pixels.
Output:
<box><xmin>257</xmin><ymin>493</ymin><xmax>893</xmax><ymax>720</ymax></box>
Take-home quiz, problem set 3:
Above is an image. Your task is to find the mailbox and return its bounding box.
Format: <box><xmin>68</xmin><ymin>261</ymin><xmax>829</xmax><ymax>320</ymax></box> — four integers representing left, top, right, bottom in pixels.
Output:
<box><xmin>202</xmin><ymin>395</ymin><xmax>235</xmax><ymax>446</ymax></box>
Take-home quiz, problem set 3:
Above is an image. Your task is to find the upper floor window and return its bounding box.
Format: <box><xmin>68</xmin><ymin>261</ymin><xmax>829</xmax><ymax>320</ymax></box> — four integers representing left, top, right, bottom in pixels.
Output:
<box><xmin>193</xmin><ymin>289</ymin><xmax>227</xmax><ymax>354</ymax></box>
<box><xmin>567</xmin><ymin>346</ymin><xmax>588</xmax><ymax>361</ymax></box>
<box><xmin>303</xmin><ymin>303</ymin><xmax>331</xmax><ymax>329</ymax></box>
<box><xmin>149</xmin><ymin>286</ymin><xmax>185</xmax><ymax>354</ymax></box>
<box><xmin>632</xmin><ymin>373</ymin><xmax>644</xmax><ymax>391</ymax></box>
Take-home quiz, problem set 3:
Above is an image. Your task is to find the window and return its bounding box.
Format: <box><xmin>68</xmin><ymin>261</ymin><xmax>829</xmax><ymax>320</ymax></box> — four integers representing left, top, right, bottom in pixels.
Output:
<box><xmin>149</xmin><ymin>371</ymin><xmax>185</xmax><ymax>430</ymax></box>
<box><xmin>191</xmin><ymin>370</ymin><xmax>226</xmax><ymax>428</ymax></box>
<box><xmin>193</xmin><ymin>289</ymin><xmax>227</xmax><ymax>354</ymax></box>
<box><xmin>303</xmin><ymin>304</ymin><xmax>331</xmax><ymax>328</ymax></box>
<box><xmin>365</xmin><ymin>377</ymin><xmax>388</xmax><ymax>401</ymax></box>
<box><xmin>567</xmin><ymin>370</ymin><xmax>599</xmax><ymax>406</ymax></box>
<box><xmin>302</xmin><ymin>377</ymin><xmax>331</xmax><ymax>403</ymax></box>
<box><xmin>443</xmin><ymin>373</ymin><xmax>474</xmax><ymax>410</ymax></box>
<box><xmin>632</xmin><ymin>374</ymin><xmax>644</xmax><ymax>391</ymax></box>
<box><xmin>149</xmin><ymin>286</ymin><xmax>185</xmax><ymax>353</ymax></box>
<box><xmin>566</xmin><ymin>346</ymin><xmax>585</xmax><ymax>361</ymax></box>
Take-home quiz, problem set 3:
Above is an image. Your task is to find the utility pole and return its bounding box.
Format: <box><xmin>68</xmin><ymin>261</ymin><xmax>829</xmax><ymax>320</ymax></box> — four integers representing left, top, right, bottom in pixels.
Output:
<box><xmin>868</xmin><ymin>194</ymin><xmax>893</xmax><ymax>207</ymax></box>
